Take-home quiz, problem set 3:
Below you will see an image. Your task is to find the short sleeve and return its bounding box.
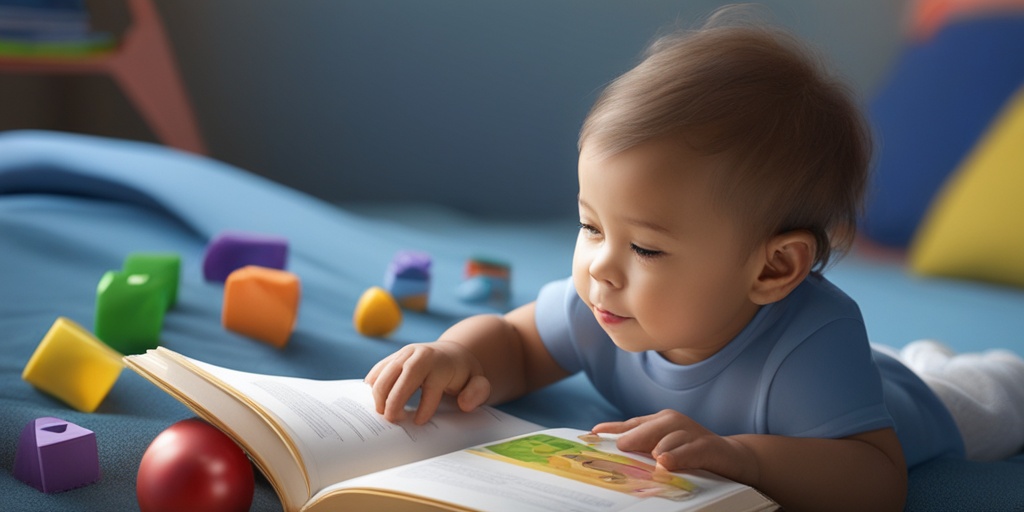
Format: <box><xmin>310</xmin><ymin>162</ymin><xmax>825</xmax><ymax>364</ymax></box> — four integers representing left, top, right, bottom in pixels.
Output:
<box><xmin>765</xmin><ymin>318</ymin><xmax>894</xmax><ymax>438</ymax></box>
<box><xmin>534</xmin><ymin>278</ymin><xmax>584</xmax><ymax>374</ymax></box>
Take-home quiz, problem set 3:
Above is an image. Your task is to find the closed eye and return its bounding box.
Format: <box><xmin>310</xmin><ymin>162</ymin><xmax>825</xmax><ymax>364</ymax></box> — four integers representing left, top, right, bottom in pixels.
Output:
<box><xmin>630</xmin><ymin>243</ymin><xmax>663</xmax><ymax>259</ymax></box>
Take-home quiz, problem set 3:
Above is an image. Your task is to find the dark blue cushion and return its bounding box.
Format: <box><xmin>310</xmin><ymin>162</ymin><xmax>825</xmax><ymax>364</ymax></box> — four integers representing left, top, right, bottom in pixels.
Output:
<box><xmin>861</xmin><ymin>15</ymin><xmax>1024</xmax><ymax>247</ymax></box>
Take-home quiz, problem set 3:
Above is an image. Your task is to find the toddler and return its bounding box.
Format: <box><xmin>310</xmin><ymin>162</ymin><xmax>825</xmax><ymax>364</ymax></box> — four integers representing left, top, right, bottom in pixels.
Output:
<box><xmin>366</xmin><ymin>9</ymin><xmax>1024</xmax><ymax>511</ymax></box>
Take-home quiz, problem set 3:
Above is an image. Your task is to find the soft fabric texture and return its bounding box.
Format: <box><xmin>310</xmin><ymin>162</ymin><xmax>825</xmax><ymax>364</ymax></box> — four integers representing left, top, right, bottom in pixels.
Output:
<box><xmin>860</xmin><ymin>14</ymin><xmax>1024</xmax><ymax>248</ymax></box>
<box><xmin>535</xmin><ymin>275</ymin><xmax>964</xmax><ymax>468</ymax></box>
<box><xmin>1</xmin><ymin>130</ymin><xmax>1023</xmax><ymax>511</ymax></box>
<box><xmin>908</xmin><ymin>86</ymin><xmax>1024</xmax><ymax>288</ymax></box>
<box><xmin>898</xmin><ymin>340</ymin><xmax>1024</xmax><ymax>461</ymax></box>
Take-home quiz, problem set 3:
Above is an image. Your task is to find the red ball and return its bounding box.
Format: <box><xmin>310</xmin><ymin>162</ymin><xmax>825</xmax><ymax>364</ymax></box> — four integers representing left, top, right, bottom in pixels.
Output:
<box><xmin>137</xmin><ymin>419</ymin><xmax>255</xmax><ymax>512</ymax></box>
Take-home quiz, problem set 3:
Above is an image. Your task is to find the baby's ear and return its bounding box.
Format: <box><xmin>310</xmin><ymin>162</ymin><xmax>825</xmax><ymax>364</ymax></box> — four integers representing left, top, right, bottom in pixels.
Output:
<box><xmin>749</xmin><ymin>231</ymin><xmax>815</xmax><ymax>305</ymax></box>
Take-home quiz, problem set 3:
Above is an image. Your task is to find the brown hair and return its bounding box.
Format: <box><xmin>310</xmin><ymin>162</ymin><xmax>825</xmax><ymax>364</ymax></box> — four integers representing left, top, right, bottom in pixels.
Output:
<box><xmin>578</xmin><ymin>9</ymin><xmax>871</xmax><ymax>271</ymax></box>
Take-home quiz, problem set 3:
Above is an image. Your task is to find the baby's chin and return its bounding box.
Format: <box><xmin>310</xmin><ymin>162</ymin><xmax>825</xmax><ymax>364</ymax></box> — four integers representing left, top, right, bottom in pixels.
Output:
<box><xmin>602</xmin><ymin>329</ymin><xmax>654</xmax><ymax>354</ymax></box>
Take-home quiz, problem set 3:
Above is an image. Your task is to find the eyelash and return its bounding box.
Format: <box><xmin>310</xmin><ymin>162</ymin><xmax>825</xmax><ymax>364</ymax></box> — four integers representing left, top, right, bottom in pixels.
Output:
<box><xmin>578</xmin><ymin>222</ymin><xmax>599</xmax><ymax>236</ymax></box>
<box><xmin>630</xmin><ymin>244</ymin><xmax>663</xmax><ymax>259</ymax></box>
<box><xmin>577</xmin><ymin>223</ymin><xmax>664</xmax><ymax>259</ymax></box>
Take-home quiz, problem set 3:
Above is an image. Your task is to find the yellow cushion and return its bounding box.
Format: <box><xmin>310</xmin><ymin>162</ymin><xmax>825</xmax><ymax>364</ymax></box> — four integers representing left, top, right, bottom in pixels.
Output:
<box><xmin>909</xmin><ymin>85</ymin><xmax>1024</xmax><ymax>287</ymax></box>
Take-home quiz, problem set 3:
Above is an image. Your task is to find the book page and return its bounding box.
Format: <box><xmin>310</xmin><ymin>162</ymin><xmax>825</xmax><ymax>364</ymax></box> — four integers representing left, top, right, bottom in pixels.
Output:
<box><xmin>308</xmin><ymin>428</ymin><xmax>773</xmax><ymax>512</ymax></box>
<box><xmin>126</xmin><ymin>349</ymin><xmax>312</xmax><ymax>511</ymax></box>
<box><xmin>189</xmin><ymin>359</ymin><xmax>541</xmax><ymax>494</ymax></box>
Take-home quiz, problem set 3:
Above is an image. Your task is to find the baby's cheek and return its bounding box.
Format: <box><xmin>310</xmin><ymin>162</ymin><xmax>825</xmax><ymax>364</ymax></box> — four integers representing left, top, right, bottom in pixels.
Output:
<box><xmin>571</xmin><ymin>265</ymin><xmax>590</xmax><ymax>304</ymax></box>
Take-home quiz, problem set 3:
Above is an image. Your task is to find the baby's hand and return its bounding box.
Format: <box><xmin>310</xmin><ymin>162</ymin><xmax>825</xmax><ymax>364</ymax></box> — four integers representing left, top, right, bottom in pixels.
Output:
<box><xmin>365</xmin><ymin>341</ymin><xmax>491</xmax><ymax>425</ymax></box>
<box><xmin>592</xmin><ymin>410</ymin><xmax>755</xmax><ymax>480</ymax></box>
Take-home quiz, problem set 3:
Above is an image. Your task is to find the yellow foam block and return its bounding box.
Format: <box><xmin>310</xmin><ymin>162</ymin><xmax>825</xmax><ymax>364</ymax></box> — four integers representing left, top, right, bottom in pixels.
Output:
<box><xmin>354</xmin><ymin>286</ymin><xmax>402</xmax><ymax>337</ymax></box>
<box><xmin>222</xmin><ymin>266</ymin><xmax>301</xmax><ymax>348</ymax></box>
<box><xmin>22</xmin><ymin>317</ymin><xmax>124</xmax><ymax>413</ymax></box>
<box><xmin>909</xmin><ymin>86</ymin><xmax>1024</xmax><ymax>288</ymax></box>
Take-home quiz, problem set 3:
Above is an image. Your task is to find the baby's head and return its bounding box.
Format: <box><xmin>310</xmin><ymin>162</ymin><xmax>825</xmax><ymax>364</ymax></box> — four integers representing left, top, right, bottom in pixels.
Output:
<box><xmin>578</xmin><ymin>13</ymin><xmax>871</xmax><ymax>271</ymax></box>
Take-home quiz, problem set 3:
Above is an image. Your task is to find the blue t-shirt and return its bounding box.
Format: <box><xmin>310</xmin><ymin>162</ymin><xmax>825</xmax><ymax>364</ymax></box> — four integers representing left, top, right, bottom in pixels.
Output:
<box><xmin>535</xmin><ymin>274</ymin><xmax>964</xmax><ymax>467</ymax></box>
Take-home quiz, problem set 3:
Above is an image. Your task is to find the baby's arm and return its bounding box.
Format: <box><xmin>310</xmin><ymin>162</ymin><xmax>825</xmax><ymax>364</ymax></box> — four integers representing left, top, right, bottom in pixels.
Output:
<box><xmin>594</xmin><ymin>410</ymin><xmax>907</xmax><ymax>512</ymax></box>
<box><xmin>365</xmin><ymin>302</ymin><xmax>569</xmax><ymax>424</ymax></box>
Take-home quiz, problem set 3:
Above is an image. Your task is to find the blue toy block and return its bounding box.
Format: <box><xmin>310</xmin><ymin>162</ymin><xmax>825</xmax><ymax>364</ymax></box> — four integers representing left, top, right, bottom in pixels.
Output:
<box><xmin>13</xmin><ymin>417</ymin><xmax>100</xmax><ymax>493</ymax></box>
<box><xmin>457</xmin><ymin>256</ymin><xmax>511</xmax><ymax>306</ymax></box>
<box><xmin>383</xmin><ymin>250</ymin><xmax>431</xmax><ymax>311</ymax></box>
<box><xmin>457</xmin><ymin>275</ymin><xmax>511</xmax><ymax>304</ymax></box>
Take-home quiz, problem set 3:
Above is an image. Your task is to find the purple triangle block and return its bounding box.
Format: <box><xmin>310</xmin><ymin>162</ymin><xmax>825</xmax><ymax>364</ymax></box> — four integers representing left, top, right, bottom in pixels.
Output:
<box><xmin>13</xmin><ymin>417</ymin><xmax>100</xmax><ymax>493</ymax></box>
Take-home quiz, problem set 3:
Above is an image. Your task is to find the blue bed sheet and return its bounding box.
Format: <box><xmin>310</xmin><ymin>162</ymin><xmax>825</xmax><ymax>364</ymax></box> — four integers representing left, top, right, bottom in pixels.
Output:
<box><xmin>1</xmin><ymin>130</ymin><xmax>1021</xmax><ymax>511</ymax></box>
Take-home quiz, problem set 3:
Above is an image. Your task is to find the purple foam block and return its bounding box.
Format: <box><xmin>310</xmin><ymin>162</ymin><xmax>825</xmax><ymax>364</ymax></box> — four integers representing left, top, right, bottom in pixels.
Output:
<box><xmin>203</xmin><ymin>231</ymin><xmax>289</xmax><ymax>282</ymax></box>
<box><xmin>384</xmin><ymin>250</ymin><xmax>431</xmax><ymax>285</ymax></box>
<box><xmin>14</xmin><ymin>417</ymin><xmax>100</xmax><ymax>493</ymax></box>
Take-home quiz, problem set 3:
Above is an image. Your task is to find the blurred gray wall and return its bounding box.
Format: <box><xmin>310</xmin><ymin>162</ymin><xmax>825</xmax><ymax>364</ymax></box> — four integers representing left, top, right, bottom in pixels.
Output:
<box><xmin>0</xmin><ymin>0</ymin><xmax>909</xmax><ymax>218</ymax></box>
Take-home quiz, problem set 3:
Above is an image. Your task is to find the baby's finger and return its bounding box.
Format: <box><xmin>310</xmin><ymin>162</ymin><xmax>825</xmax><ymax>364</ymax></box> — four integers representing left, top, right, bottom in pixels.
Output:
<box><xmin>384</xmin><ymin>352</ymin><xmax>437</xmax><ymax>422</ymax></box>
<box><xmin>456</xmin><ymin>374</ymin><xmax>491</xmax><ymax>413</ymax></box>
<box><xmin>592</xmin><ymin>413</ymin><xmax>655</xmax><ymax>435</ymax></box>
<box><xmin>650</xmin><ymin>430</ymin><xmax>694</xmax><ymax>469</ymax></box>
<box><xmin>413</xmin><ymin>386</ymin><xmax>446</xmax><ymax>425</ymax></box>
<box><xmin>591</xmin><ymin>420</ymin><xmax>633</xmax><ymax>434</ymax></box>
<box><xmin>408</xmin><ymin>352</ymin><xmax>460</xmax><ymax>424</ymax></box>
<box><xmin>367</xmin><ymin>348</ymin><xmax>412</xmax><ymax>386</ymax></box>
<box><xmin>364</xmin><ymin>354</ymin><xmax>393</xmax><ymax>385</ymax></box>
<box><xmin>610</xmin><ymin>416</ymin><xmax>680</xmax><ymax>453</ymax></box>
<box><xmin>369</xmin><ymin>357</ymin><xmax>408</xmax><ymax>416</ymax></box>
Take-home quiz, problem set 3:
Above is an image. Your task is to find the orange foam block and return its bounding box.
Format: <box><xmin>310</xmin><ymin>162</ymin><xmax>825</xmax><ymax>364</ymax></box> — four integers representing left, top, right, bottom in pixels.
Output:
<box><xmin>22</xmin><ymin>317</ymin><xmax>124</xmax><ymax>413</ymax></box>
<box><xmin>222</xmin><ymin>266</ymin><xmax>301</xmax><ymax>348</ymax></box>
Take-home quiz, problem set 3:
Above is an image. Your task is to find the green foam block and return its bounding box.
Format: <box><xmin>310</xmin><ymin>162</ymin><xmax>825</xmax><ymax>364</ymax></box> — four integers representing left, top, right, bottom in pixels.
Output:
<box><xmin>123</xmin><ymin>252</ymin><xmax>181</xmax><ymax>308</ymax></box>
<box><xmin>94</xmin><ymin>271</ymin><xmax>167</xmax><ymax>355</ymax></box>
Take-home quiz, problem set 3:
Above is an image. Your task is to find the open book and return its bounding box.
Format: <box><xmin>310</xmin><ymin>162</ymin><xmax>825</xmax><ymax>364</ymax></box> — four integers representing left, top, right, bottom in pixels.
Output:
<box><xmin>124</xmin><ymin>347</ymin><xmax>777</xmax><ymax>512</ymax></box>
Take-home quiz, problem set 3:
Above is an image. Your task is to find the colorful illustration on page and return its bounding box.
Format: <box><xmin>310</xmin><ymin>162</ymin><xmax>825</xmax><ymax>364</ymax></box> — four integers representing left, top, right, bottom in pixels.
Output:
<box><xmin>470</xmin><ymin>433</ymin><xmax>699</xmax><ymax>501</ymax></box>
